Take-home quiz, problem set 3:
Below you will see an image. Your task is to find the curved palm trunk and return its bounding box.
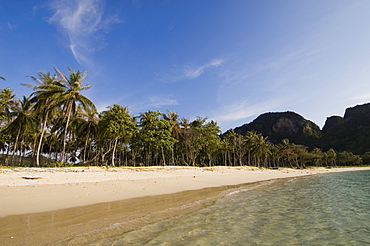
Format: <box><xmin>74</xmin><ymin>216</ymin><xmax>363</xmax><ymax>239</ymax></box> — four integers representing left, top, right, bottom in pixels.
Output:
<box><xmin>11</xmin><ymin>127</ymin><xmax>22</xmax><ymax>166</ymax></box>
<box><xmin>111</xmin><ymin>137</ymin><xmax>118</xmax><ymax>166</ymax></box>
<box><xmin>83</xmin><ymin>137</ymin><xmax>89</xmax><ymax>163</ymax></box>
<box><xmin>61</xmin><ymin>102</ymin><xmax>73</xmax><ymax>163</ymax></box>
<box><xmin>36</xmin><ymin>111</ymin><xmax>49</xmax><ymax>167</ymax></box>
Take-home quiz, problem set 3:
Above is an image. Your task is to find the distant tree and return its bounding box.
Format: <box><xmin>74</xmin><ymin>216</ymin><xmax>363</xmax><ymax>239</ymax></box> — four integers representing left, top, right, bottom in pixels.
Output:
<box><xmin>2</xmin><ymin>96</ymin><xmax>37</xmax><ymax>165</ymax></box>
<box><xmin>202</xmin><ymin>120</ymin><xmax>222</xmax><ymax>166</ymax></box>
<box><xmin>182</xmin><ymin>117</ymin><xmax>208</xmax><ymax>166</ymax></box>
<box><xmin>224</xmin><ymin>130</ymin><xmax>246</xmax><ymax>166</ymax></box>
<box><xmin>361</xmin><ymin>152</ymin><xmax>370</xmax><ymax>165</ymax></box>
<box><xmin>325</xmin><ymin>148</ymin><xmax>337</xmax><ymax>167</ymax></box>
<box><xmin>278</xmin><ymin>139</ymin><xmax>295</xmax><ymax>167</ymax></box>
<box><xmin>250</xmin><ymin>133</ymin><xmax>271</xmax><ymax>167</ymax></box>
<box><xmin>310</xmin><ymin>148</ymin><xmax>324</xmax><ymax>166</ymax></box>
<box><xmin>138</xmin><ymin>110</ymin><xmax>176</xmax><ymax>166</ymax></box>
<box><xmin>98</xmin><ymin>105</ymin><xmax>137</xmax><ymax>166</ymax></box>
<box><xmin>75</xmin><ymin>106</ymin><xmax>99</xmax><ymax>163</ymax></box>
<box><xmin>337</xmin><ymin>151</ymin><xmax>362</xmax><ymax>166</ymax></box>
<box><xmin>164</xmin><ymin>110</ymin><xmax>181</xmax><ymax>165</ymax></box>
<box><xmin>244</xmin><ymin>131</ymin><xmax>259</xmax><ymax>166</ymax></box>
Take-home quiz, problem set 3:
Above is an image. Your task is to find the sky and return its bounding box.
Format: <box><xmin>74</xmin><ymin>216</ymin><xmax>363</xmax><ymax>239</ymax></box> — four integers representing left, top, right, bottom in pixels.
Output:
<box><xmin>1</xmin><ymin>0</ymin><xmax>370</xmax><ymax>132</ymax></box>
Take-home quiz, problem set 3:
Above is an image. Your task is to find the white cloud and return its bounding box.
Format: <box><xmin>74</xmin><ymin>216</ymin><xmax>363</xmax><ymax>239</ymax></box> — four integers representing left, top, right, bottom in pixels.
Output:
<box><xmin>213</xmin><ymin>99</ymin><xmax>284</xmax><ymax>123</ymax></box>
<box><xmin>184</xmin><ymin>59</ymin><xmax>224</xmax><ymax>79</ymax></box>
<box><xmin>156</xmin><ymin>58</ymin><xmax>224</xmax><ymax>83</ymax></box>
<box><xmin>210</xmin><ymin>98</ymin><xmax>287</xmax><ymax>132</ymax></box>
<box><xmin>147</xmin><ymin>97</ymin><xmax>179</xmax><ymax>108</ymax></box>
<box><xmin>48</xmin><ymin>0</ymin><xmax>120</xmax><ymax>66</ymax></box>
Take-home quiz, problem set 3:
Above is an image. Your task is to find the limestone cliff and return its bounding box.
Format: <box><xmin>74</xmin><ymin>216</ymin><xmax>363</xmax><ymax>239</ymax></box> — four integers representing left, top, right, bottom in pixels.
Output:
<box><xmin>231</xmin><ymin>111</ymin><xmax>321</xmax><ymax>148</ymax></box>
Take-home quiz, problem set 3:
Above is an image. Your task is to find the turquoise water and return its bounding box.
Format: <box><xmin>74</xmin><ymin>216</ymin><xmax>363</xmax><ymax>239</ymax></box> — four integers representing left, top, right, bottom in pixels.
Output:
<box><xmin>89</xmin><ymin>171</ymin><xmax>370</xmax><ymax>245</ymax></box>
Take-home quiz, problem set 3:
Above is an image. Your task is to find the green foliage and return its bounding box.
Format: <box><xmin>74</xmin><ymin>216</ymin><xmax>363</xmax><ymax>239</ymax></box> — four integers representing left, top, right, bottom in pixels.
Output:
<box><xmin>0</xmin><ymin>68</ymin><xmax>367</xmax><ymax>168</ymax></box>
<box><xmin>362</xmin><ymin>152</ymin><xmax>370</xmax><ymax>165</ymax></box>
<box><xmin>336</xmin><ymin>151</ymin><xmax>363</xmax><ymax>166</ymax></box>
<box><xmin>0</xmin><ymin>88</ymin><xmax>17</xmax><ymax>124</ymax></box>
<box><xmin>231</xmin><ymin>111</ymin><xmax>322</xmax><ymax>148</ymax></box>
<box><xmin>136</xmin><ymin>110</ymin><xmax>177</xmax><ymax>166</ymax></box>
<box><xmin>99</xmin><ymin>104</ymin><xmax>137</xmax><ymax>141</ymax></box>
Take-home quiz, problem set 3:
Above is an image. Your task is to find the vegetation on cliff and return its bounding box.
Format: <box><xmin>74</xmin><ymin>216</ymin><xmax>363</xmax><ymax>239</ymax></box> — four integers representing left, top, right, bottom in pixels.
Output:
<box><xmin>231</xmin><ymin>111</ymin><xmax>322</xmax><ymax>148</ymax></box>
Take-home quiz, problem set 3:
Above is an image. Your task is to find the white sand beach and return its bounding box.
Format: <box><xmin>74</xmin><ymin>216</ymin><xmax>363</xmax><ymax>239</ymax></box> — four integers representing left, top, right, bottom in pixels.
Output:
<box><xmin>1</xmin><ymin>166</ymin><xmax>369</xmax><ymax>217</ymax></box>
<box><xmin>1</xmin><ymin>166</ymin><xmax>370</xmax><ymax>245</ymax></box>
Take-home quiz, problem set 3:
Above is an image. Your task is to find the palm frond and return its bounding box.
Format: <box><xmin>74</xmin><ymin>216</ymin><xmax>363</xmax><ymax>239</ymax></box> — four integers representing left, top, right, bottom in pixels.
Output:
<box><xmin>54</xmin><ymin>67</ymin><xmax>70</xmax><ymax>85</ymax></box>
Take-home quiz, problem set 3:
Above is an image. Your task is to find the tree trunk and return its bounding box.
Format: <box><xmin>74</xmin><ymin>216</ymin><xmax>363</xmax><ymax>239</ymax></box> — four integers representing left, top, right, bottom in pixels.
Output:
<box><xmin>36</xmin><ymin>111</ymin><xmax>49</xmax><ymax>167</ymax></box>
<box><xmin>111</xmin><ymin>138</ymin><xmax>118</xmax><ymax>167</ymax></box>
<box><xmin>61</xmin><ymin>102</ymin><xmax>73</xmax><ymax>163</ymax></box>
<box><xmin>161</xmin><ymin>146</ymin><xmax>166</xmax><ymax>166</ymax></box>
<box><xmin>11</xmin><ymin>127</ymin><xmax>21</xmax><ymax>166</ymax></box>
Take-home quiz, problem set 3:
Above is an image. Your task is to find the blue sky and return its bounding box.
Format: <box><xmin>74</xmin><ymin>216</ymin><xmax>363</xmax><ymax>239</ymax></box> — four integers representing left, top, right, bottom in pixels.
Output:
<box><xmin>1</xmin><ymin>0</ymin><xmax>370</xmax><ymax>131</ymax></box>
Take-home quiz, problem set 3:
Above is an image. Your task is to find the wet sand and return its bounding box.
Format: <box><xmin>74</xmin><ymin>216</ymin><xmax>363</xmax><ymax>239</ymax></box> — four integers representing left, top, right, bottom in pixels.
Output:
<box><xmin>1</xmin><ymin>166</ymin><xmax>369</xmax><ymax>245</ymax></box>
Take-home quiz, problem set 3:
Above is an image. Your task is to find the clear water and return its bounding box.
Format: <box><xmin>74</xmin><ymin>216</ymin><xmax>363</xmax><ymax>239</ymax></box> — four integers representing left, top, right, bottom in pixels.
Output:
<box><xmin>89</xmin><ymin>171</ymin><xmax>370</xmax><ymax>246</ymax></box>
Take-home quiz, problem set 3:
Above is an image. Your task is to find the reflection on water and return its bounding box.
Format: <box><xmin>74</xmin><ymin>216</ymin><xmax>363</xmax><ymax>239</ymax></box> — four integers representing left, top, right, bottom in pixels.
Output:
<box><xmin>0</xmin><ymin>183</ymin><xmax>238</xmax><ymax>245</ymax></box>
<box><xmin>90</xmin><ymin>171</ymin><xmax>370</xmax><ymax>246</ymax></box>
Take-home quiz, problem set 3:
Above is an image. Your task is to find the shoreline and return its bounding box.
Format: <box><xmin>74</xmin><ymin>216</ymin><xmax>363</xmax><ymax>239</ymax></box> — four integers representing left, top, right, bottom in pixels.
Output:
<box><xmin>1</xmin><ymin>166</ymin><xmax>369</xmax><ymax>217</ymax></box>
<box><xmin>0</xmin><ymin>166</ymin><xmax>369</xmax><ymax>245</ymax></box>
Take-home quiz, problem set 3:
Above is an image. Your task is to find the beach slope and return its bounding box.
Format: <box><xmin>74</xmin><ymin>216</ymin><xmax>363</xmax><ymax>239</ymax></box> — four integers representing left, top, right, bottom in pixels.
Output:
<box><xmin>1</xmin><ymin>166</ymin><xmax>369</xmax><ymax>217</ymax></box>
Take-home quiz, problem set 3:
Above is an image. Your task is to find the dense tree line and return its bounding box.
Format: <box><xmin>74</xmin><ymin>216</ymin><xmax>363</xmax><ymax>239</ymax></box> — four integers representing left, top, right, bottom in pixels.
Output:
<box><xmin>0</xmin><ymin>68</ymin><xmax>365</xmax><ymax>167</ymax></box>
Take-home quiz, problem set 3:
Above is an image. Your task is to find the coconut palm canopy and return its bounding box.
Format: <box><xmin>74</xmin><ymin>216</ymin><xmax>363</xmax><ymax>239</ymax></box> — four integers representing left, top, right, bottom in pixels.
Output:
<box><xmin>0</xmin><ymin>68</ymin><xmax>364</xmax><ymax>167</ymax></box>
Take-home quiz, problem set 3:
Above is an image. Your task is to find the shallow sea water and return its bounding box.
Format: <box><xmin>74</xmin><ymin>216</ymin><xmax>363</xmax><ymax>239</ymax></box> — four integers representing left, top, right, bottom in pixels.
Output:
<box><xmin>87</xmin><ymin>170</ymin><xmax>370</xmax><ymax>246</ymax></box>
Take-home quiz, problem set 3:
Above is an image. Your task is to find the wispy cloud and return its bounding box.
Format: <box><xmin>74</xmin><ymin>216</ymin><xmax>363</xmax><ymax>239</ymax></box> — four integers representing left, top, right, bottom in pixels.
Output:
<box><xmin>146</xmin><ymin>97</ymin><xmax>179</xmax><ymax>108</ymax></box>
<box><xmin>48</xmin><ymin>0</ymin><xmax>120</xmax><ymax>66</ymax></box>
<box><xmin>214</xmin><ymin>99</ymin><xmax>284</xmax><ymax>122</ymax></box>
<box><xmin>156</xmin><ymin>58</ymin><xmax>224</xmax><ymax>83</ymax></box>
<box><xmin>184</xmin><ymin>59</ymin><xmax>224</xmax><ymax>79</ymax></box>
<box><xmin>7</xmin><ymin>23</ymin><xmax>18</xmax><ymax>30</ymax></box>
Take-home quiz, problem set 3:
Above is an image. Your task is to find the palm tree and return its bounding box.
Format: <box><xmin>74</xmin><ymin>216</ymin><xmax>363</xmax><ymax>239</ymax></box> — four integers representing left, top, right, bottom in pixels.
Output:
<box><xmin>250</xmin><ymin>133</ymin><xmax>271</xmax><ymax>167</ymax></box>
<box><xmin>49</xmin><ymin>67</ymin><xmax>96</xmax><ymax>163</ymax></box>
<box><xmin>23</xmin><ymin>72</ymin><xmax>61</xmax><ymax>166</ymax></box>
<box><xmin>0</xmin><ymin>88</ymin><xmax>18</xmax><ymax>162</ymax></box>
<box><xmin>75</xmin><ymin>106</ymin><xmax>99</xmax><ymax>164</ymax></box>
<box><xmin>325</xmin><ymin>148</ymin><xmax>337</xmax><ymax>167</ymax></box>
<box><xmin>138</xmin><ymin>111</ymin><xmax>176</xmax><ymax>166</ymax></box>
<box><xmin>183</xmin><ymin>117</ymin><xmax>207</xmax><ymax>166</ymax></box>
<box><xmin>244</xmin><ymin>130</ymin><xmax>259</xmax><ymax>166</ymax></box>
<box><xmin>278</xmin><ymin>138</ymin><xmax>295</xmax><ymax>167</ymax></box>
<box><xmin>164</xmin><ymin>111</ymin><xmax>181</xmax><ymax>139</ymax></box>
<box><xmin>202</xmin><ymin>120</ymin><xmax>222</xmax><ymax>166</ymax></box>
<box><xmin>2</xmin><ymin>96</ymin><xmax>37</xmax><ymax>165</ymax></box>
<box><xmin>164</xmin><ymin>110</ymin><xmax>181</xmax><ymax>164</ymax></box>
<box><xmin>223</xmin><ymin>130</ymin><xmax>239</xmax><ymax>166</ymax></box>
<box><xmin>0</xmin><ymin>88</ymin><xmax>17</xmax><ymax>126</ymax></box>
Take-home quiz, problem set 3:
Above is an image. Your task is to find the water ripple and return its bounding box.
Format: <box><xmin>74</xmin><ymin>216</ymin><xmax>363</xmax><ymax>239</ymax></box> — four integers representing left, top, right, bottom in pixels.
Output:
<box><xmin>89</xmin><ymin>170</ymin><xmax>370</xmax><ymax>246</ymax></box>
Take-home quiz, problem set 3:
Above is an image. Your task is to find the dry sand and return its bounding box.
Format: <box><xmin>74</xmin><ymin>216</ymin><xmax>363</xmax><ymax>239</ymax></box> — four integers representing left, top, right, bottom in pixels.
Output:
<box><xmin>0</xmin><ymin>166</ymin><xmax>369</xmax><ymax>245</ymax></box>
<box><xmin>1</xmin><ymin>166</ymin><xmax>369</xmax><ymax>217</ymax></box>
